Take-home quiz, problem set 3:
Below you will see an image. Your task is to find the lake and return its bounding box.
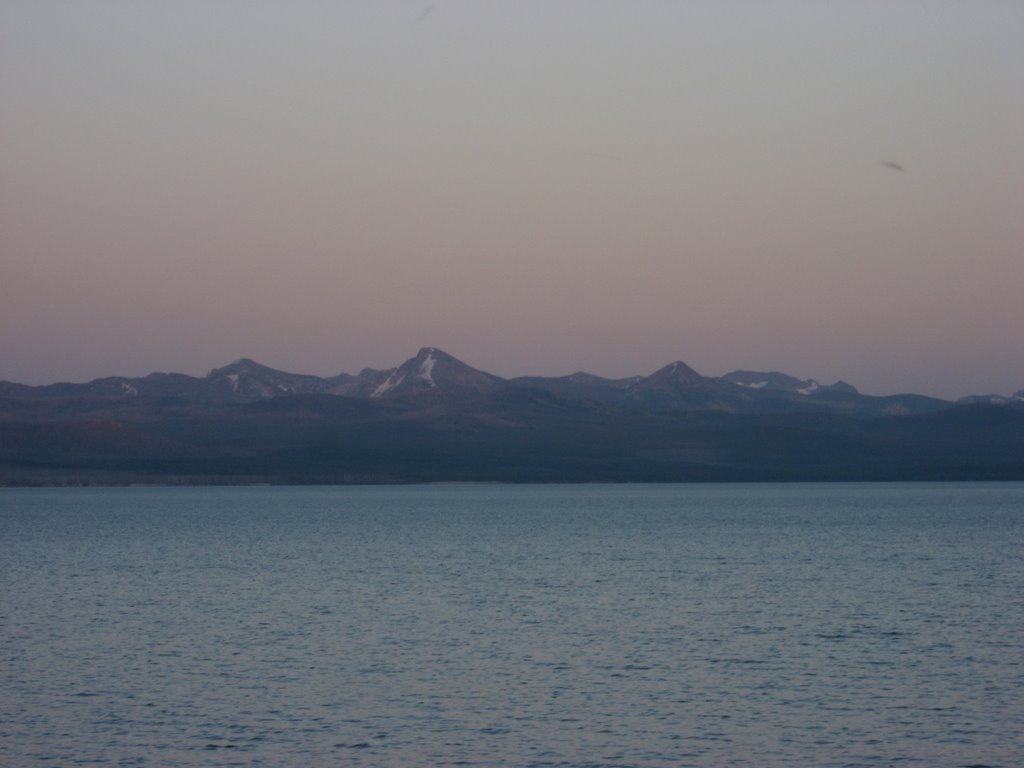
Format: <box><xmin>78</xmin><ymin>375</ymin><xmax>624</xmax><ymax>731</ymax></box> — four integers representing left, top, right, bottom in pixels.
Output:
<box><xmin>1</xmin><ymin>483</ymin><xmax>1022</xmax><ymax>766</ymax></box>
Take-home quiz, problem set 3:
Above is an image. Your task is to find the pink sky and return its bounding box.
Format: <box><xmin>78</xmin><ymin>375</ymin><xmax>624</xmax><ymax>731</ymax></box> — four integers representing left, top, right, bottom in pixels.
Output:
<box><xmin>2</xmin><ymin>2</ymin><xmax>1022</xmax><ymax>399</ymax></box>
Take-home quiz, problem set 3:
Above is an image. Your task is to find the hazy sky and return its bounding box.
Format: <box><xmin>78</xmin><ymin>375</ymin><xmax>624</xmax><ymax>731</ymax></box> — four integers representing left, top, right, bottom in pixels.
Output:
<box><xmin>2</xmin><ymin>1</ymin><xmax>1022</xmax><ymax>398</ymax></box>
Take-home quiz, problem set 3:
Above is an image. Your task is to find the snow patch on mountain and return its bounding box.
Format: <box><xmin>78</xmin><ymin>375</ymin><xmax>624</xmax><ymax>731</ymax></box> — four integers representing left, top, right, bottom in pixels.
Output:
<box><xmin>957</xmin><ymin>393</ymin><xmax>1017</xmax><ymax>406</ymax></box>
<box><xmin>419</xmin><ymin>350</ymin><xmax>437</xmax><ymax>386</ymax></box>
<box><xmin>372</xmin><ymin>374</ymin><xmax>404</xmax><ymax>399</ymax></box>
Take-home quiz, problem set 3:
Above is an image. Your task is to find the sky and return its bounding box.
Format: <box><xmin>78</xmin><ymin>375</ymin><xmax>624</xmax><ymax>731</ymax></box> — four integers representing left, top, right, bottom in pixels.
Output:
<box><xmin>1</xmin><ymin>1</ymin><xmax>1022</xmax><ymax>399</ymax></box>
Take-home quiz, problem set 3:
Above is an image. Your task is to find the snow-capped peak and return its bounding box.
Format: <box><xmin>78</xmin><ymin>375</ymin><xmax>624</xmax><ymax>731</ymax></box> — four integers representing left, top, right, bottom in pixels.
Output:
<box><xmin>655</xmin><ymin>360</ymin><xmax>701</xmax><ymax>381</ymax></box>
<box><xmin>366</xmin><ymin>347</ymin><xmax>504</xmax><ymax>398</ymax></box>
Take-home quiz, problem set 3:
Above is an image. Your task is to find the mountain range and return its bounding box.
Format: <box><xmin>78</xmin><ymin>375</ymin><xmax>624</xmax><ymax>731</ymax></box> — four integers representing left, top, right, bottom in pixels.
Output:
<box><xmin>2</xmin><ymin>347</ymin><xmax>1023</xmax><ymax>485</ymax></box>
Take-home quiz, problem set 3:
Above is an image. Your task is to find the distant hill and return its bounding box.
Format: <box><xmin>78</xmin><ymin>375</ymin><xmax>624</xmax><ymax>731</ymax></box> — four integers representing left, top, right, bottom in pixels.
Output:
<box><xmin>2</xmin><ymin>348</ymin><xmax>1022</xmax><ymax>485</ymax></box>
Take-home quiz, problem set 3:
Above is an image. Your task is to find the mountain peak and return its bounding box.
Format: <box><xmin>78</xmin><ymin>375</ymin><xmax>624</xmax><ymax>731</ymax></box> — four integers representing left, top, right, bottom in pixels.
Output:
<box><xmin>206</xmin><ymin>358</ymin><xmax>321</xmax><ymax>398</ymax></box>
<box><xmin>649</xmin><ymin>360</ymin><xmax>702</xmax><ymax>383</ymax></box>
<box><xmin>369</xmin><ymin>347</ymin><xmax>503</xmax><ymax>399</ymax></box>
<box><xmin>208</xmin><ymin>358</ymin><xmax>273</xmax><ymax>377</ymax></box>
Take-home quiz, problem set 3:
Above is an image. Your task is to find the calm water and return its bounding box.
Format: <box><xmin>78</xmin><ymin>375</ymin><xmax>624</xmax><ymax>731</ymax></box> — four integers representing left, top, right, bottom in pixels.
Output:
<box><xmin>1</xmin><ymin>483</ymin><xmax>1022</xmax><ymax>767</ymax></box>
